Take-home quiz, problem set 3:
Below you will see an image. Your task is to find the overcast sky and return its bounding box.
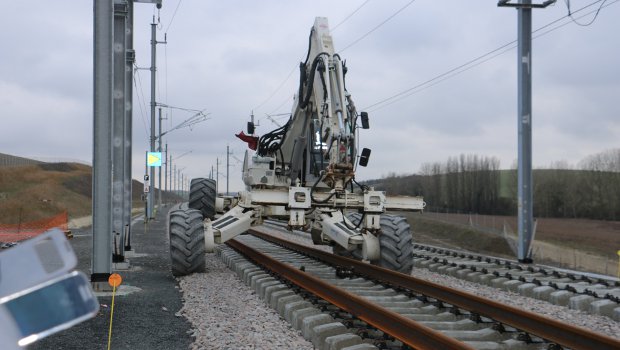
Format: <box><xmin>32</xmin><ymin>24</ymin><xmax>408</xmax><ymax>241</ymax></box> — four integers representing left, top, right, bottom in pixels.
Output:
<box><xmin>1</xmin><ymin>0</ymin><xmax>618</xmax><ymax>191</ymax></box>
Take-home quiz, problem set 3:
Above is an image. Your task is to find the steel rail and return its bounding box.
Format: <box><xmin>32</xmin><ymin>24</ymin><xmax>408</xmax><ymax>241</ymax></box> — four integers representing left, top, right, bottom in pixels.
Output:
<box><xmin>250</xmin><ymin>228</ymin><xmax>620</xmax><ymax>350</ymax></box>
<box><xmin>226</xmin><ymin>238</ymin><xmax>473</xmax><ymax>350</ymax></box>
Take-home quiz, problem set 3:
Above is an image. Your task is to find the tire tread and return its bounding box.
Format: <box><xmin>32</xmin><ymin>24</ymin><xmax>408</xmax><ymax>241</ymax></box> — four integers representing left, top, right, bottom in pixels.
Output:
<box><xmin>169</xmin><ymin>207</ymin><xmax>206</xmax><ymax>276</ymax></box>
<box><xmin>344</xmin><ymin>212</ymin><xmax>414</xmax><ymax>273</ymax></box>
<box><xmin>189</xmin><ymin>178</ymin><xmax>217</xmax><ymax>219</ymax></box>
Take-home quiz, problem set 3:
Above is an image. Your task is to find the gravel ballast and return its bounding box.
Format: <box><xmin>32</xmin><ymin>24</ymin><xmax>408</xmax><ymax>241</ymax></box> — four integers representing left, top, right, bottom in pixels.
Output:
<box><xmin>287</xmin><ymin>228</ymin><xmax>619</xmax><ymax>333</ymax></box>
<box><xmin>408</xmin><ymin>268</ymin><xmax>620</xmax><ymax>338</ymax></box>
<box><xmin>178</xmin><ymin>251</ymin><xmax>313</xmax><ymax>349</ymax></box>
<box><xmin>27</xmin><ymin>210</ymin><xmax>619</xmax><ymax>349</ymax></box>
<box><xmin>178</xmin><ymin>223</ymin><xmax>620</xmax><ymax>348</ymax></box>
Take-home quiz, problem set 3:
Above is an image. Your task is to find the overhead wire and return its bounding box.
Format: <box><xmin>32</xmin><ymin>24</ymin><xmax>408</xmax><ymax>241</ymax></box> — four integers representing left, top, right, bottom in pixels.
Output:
<box><xmin>339</xmin><ymin>0</ymin><xmax>417</xmax><ymax>53</ymax></box>
<box><xmin>269</xmin><ymin>113</ymin><xmax>292</xmax><ymax>119</ymax></box>
<box><xmin>157</xmin><ymin>1</ymin><xmax>182</xmax><ymax>137</ymax></box>
<box><xmin>157</xmin><ymin>64</ymin><xmax>162</xmax><ymax>104</ymax></box>
<box><xmin>251</xmin><ymin>0</ymin><xmax>374</xmax><ymax>115</ymax></box>
<box><xmin>363</xmin><ymin>42</ymin><xmax>515</xmax><ymax>112</ymax></box>
<box><xmin>152</xmin><ymin>0</ymin><xmax>183</xmax><ymax>134</ymax></box>
<box><xmin>165</xmin><ymin>0</ymin><xmax>183</xmax><ymax>33</ymax></box>
<box><xmin>252</xmin><ymin>64</ymin><xmax>297</xmax><ymax>113</ymax></box>
<box><xmin>157</xmin><ymin>104</ymin><xmax>206</xmax><ymax>114</ymax></box>
<box><xmin>155</xmin><ymin>14</ymin><xmax>165</xmax><ymax>113</ymax></box>
<box><xmin>564</xmin><ymin>0</ymin><xmax>608</xmax><ymax>26</ymax></box>
<box><xmin>165</xmin><ymin>40</ymin><xmax>170</xmax><ymax>131</ymax></box>
<box><xmin>268</xmin><ymin>94</ymin><xmax>295</xmax><ymax>116</ymax></box>
<box><xmin>362</xmin><ymin>0</ymin><xmax>618</xmax><ymax>112</ymax></box>
<box><xmin>133</xmin><ymin>66</ymin><xmax>151</xmax><ymax>140</ymax></box>
<box><xmin>365</xmin><ymin>46</ymin><xmax>515</xmax><ymax>112</ymax></box>
<box><xmin>332</xmin><ymin>0</ymin><xmax>372</xmax><ymax>32</ymax></box>
<box><xmin>535</xmin><ymin>0</ymin><xmax>616</xmax><ymax>34</ymax></box>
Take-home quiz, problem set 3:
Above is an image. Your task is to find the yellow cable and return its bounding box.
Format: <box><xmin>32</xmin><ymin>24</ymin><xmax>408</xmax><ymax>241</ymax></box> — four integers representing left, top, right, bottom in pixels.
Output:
<box><xmin>107</xmin><ymin>284</ymin><xmax>117</xmax><ymax>350</ymax></box>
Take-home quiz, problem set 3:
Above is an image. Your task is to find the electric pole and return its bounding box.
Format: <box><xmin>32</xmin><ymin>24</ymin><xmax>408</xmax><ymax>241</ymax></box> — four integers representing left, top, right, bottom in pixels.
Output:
<box><xmin>176</xmin><ymin>168</ymin><xmax>186</xmax><ymax>196</ymax></box>
<box><xmin>169</xmin><ymin>153</ymin><xmax>173</xmax><ymax>194</ymax></box>
<box><xmin>112</xmin><ymin>0</ymin><xmax>129</xmax><ymax>262</ymax></box>
<box><xmin>158</xmin><ymin>107</ymin><xmax>163</xmax><ymax>208</ymax></box>
<box><xmin>92</xmin><ymin>0</ymin><xmax>114</xmax><ymax>288</ymax></box>
<box><xmin>164</xmin><ymin>143</ymin><xmax>168</xmax><ymax>193</ymax></box>
<box><xmin>123</xmin><ymin>0</ymin><xmax>134</xmax><ymax>252</ymax></box>
<box><xmin>226</xmin><ymin>145</ymin><xmax>230</xmax><ymax>196</ymax></box>
<box><xmin>148</xmin><ymin>17</ymin><xmax>156</xmax><ymax>219</ymax></box>
<box><xmin>517</xmin><ymin>1</ymin><xmax>533</xmax><ymax>263</ymax></box>
<box><xmin>498</xmin><ymin>0</ymin><xmax>555</xmax><ymax>263</ymax></box>
<box><xmin>147</xmin><ymin>14</ymin><xmax>166</xmax><ymax>219</ymax></box>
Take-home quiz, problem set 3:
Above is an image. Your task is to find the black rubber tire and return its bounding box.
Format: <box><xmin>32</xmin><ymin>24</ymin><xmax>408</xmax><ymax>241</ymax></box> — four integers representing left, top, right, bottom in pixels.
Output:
<box><xmin>169</xmin><ymin>206</ymin><xmax>206</xmax><ymax>276</ymax></box>
<box><xmin>346</xmin><ymin>213</ymin><xmax>414</xmax><ymax>274</ymax></box>
<box><xmin>189</xmin><ymin>178</ymin><xmax>217</xmax><ymax>220</ymax></box>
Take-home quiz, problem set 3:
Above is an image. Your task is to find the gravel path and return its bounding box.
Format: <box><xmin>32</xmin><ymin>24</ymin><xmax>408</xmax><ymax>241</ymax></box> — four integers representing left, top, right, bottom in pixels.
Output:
<box><xmin>177</xmin><ymin>251</ymin><xmax>313</xmax><ymax>349</ymax></box>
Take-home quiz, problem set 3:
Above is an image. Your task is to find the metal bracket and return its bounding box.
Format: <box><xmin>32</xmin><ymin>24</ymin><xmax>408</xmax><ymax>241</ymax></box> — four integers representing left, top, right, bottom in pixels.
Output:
<box><xmin>319</xmin><ymin>211</ymin><xmax>363</xmax><ymax>249</ymax></box>
<box><xmin>126</xmin><ymin>49</ymin><xmax>135</xmax><ymax>63</ymax></box>
<box><xmin>363</xmin><ymin>190</ymin><xmax>385</xmax><ymax>213</ymax></box>
<box><xmin>288</xmin><ymin>186</ymin><xmax>311</xmax><ymax>228</ymax></box>
<box><xmin>209</xmin><ymin>205</ymin><xmax>256</xmax><ymax>244</ymax></box>
<box><xmin>497</xmin><ymin>0</ymin><xmax>556</xmax><ymax>8</ymax></box>
<box><xmin>113</xmin><ymin>2</ymin><xmax>128</xmax><ymax>14</ymax></box>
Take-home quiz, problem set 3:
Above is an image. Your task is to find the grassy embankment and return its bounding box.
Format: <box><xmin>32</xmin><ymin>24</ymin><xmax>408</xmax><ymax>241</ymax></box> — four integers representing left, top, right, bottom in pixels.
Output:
<box><xmin>0</xmin><ymin>163</ymin><xmax>152</xmax><ymax>225</ymax></box>
<box><xmin>400</xmin><ymin>212</ymin><xmax>515</xmax><ymax>258</ymax></box>
<box><xmin>399</xmin><ymin>211</ymin><xmax>619</xmax><ymax>275</ymax></box>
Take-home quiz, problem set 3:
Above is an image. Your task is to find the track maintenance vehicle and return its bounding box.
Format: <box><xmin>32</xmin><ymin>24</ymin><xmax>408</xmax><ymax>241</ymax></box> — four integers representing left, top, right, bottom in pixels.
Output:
<box><xmin>168</xmin><ymin>17</ymin><xmax>425</xmax><ymax>276</ymax></box>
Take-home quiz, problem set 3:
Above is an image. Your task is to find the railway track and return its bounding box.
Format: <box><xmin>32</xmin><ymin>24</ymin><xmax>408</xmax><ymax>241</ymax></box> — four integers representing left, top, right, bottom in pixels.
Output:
<box><xmin>218</xmin><ymin>225</ymin><xmax>620</xmax><ymax>350</ymax></box>
<box><xmin>263</xmin><ymin>219</ymin><xmax>620</xmax><ymax>321</ymax></box>
<box><xmin>411</xmin><ymin>243</ymin><xmax>620</xmax><ymax>320</ymax></box>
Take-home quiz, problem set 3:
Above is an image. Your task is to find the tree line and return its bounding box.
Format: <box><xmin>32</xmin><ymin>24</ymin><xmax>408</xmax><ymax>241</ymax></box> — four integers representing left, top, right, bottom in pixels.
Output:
<box><xmin>368</xmin><ymin>149</ymin><xmax>620</xmax><ymax>221</ymax></box>
<box><xmin>530</xmin><ymin>149</ymin><xmax>620</xmax><ymax>220</ymax></box>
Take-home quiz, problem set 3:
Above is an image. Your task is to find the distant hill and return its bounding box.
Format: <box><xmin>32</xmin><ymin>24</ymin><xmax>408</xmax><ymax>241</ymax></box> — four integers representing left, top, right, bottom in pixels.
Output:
<box><xmin>0</xmin><ymin>152</ymin><xmax>42</xmax><ymax>168</ymax></box>
<box><xmin>0</xmin><ymin>160</ymin><xmax>163</xmax><ymax>224</ymax></box>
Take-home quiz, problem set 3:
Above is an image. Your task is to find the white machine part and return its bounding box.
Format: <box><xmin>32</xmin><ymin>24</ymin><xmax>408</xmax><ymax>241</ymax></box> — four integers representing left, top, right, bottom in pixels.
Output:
<box><xmin>201</xmin><ymin>17</ymin><xmax>425</xmax><ymax>261</ymax></box>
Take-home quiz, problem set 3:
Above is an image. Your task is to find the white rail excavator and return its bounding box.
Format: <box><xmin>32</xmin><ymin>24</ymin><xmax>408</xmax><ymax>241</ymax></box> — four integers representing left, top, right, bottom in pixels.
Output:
<box><xmin>168</xmin><ymin>17</ymin><xmax>425</xmax><ymax>276</ymax></box>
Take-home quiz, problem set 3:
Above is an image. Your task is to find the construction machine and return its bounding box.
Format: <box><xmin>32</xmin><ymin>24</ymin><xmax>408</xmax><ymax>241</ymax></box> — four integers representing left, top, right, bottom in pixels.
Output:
<box><xmin>168</xmin><ymin>17</ymin><xmax>425</xmax><ymax>276</ymax></box>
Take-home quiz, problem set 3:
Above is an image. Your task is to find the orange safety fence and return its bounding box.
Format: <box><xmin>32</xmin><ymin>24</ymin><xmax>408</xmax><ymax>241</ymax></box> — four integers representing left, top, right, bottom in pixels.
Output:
<box><xmin>0</xmin><ymin>211</ymin><xmax>68</xmax><ymax>242</ymax></box>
